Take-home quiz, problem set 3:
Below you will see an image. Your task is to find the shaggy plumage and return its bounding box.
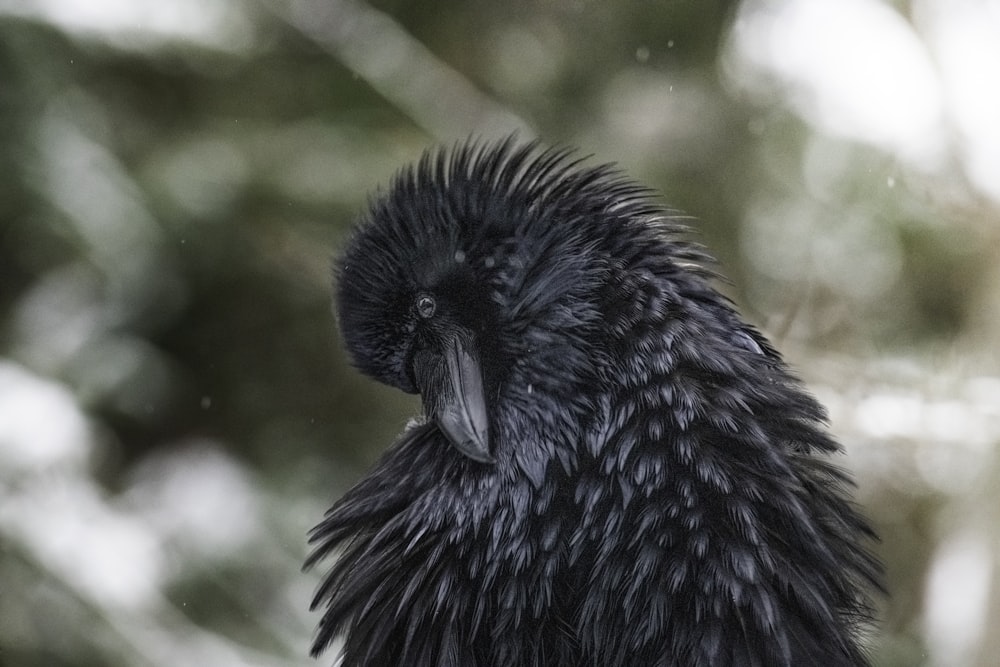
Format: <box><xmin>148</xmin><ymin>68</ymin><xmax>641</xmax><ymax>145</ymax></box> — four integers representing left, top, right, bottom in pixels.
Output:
<box><xmin>307</xmin><ymin>138</ymin><xmax>881</xmax><ymax>666</ymax></box>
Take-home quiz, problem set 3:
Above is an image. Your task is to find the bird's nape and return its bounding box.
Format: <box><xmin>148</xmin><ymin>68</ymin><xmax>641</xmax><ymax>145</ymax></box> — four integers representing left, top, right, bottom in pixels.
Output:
<box><xmin>309</xmin><ymin>137</ymin><xmax>882</xmax><ymax>667</ymax></box>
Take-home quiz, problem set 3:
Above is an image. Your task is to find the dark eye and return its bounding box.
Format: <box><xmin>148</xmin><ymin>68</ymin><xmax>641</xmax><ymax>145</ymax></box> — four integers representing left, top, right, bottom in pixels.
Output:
<box><xmin>415</xmin><ymin>294</ymin><xmax>436</xmax><ymax>319</ymax></box>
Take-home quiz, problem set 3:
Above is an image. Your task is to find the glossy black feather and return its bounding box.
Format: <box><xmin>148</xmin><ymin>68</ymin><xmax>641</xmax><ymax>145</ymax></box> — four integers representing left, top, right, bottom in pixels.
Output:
<box><xmin>310</xmin><ymin>138</ymin><xmax>881</xmax><ymax>666</ymax></box>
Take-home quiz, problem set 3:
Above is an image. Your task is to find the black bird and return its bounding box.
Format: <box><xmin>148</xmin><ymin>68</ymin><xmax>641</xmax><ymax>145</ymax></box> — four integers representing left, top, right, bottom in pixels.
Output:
<box><xmin>307</xmin><ymin>138</ymin><xmax>880</xmax><ymax>666</ymax></box>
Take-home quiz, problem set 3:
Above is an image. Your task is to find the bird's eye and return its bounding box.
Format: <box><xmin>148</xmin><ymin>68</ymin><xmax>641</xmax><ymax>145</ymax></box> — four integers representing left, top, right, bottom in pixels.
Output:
<box><xmin>415</xmin><ymin>294</ymin><xmax>436</xmax><ymax>319</ymax></box>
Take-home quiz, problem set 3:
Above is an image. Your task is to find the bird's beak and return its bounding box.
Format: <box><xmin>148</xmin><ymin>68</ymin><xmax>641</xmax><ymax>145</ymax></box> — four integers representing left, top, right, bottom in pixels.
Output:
<box><xmin>412</xmin><ymin>334</ymin><xmax>493</xmax><ymax>464</ymax></box>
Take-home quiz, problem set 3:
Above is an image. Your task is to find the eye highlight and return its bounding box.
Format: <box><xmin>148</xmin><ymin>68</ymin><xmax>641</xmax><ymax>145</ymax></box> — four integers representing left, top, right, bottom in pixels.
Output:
<box><xmin>415</xmin><ymin>294</ymin><xmax>437</xmax><ymax>319</ymax></box>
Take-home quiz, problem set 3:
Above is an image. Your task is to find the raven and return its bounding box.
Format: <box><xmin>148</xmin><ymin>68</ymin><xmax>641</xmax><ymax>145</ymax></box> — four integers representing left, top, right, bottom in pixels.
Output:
<box><xmin>308</xmin><ymin>138</ymin><xmax>880</xmax><ymax>666</ymax></box>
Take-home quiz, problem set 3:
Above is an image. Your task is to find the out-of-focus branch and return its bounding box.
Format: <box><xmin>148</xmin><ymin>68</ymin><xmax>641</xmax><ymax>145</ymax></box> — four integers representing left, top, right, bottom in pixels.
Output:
<box><xmin>265</xmin><ymin>0</ymin><xmax>531</xmax><ymax>139</ymax></box>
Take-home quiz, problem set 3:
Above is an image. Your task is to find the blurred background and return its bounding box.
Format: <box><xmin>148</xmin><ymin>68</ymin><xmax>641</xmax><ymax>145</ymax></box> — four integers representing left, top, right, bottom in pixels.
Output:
<box><xmin>1</xmin><ymin>0</ymin><xmax>998</xmax><ymax>665</ymax></box>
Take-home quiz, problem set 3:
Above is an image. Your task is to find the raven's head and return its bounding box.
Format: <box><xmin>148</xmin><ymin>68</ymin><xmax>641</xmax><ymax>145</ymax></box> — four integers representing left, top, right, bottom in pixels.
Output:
<box><xmin>337</xmin><ymin>138</ymin><xmax>696</xmax><ymax>467</ymax></box>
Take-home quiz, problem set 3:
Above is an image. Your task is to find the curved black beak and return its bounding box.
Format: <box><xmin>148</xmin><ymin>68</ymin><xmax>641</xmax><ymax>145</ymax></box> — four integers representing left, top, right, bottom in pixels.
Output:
<box><xmin>412</xmin><ymin>334</ymin><xmax>493</xmax><ymax>464</ymax></box>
